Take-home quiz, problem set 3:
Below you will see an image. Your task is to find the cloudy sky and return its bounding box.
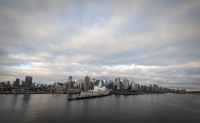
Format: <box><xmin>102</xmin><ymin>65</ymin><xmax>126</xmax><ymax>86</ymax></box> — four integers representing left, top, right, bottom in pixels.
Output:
<box><xmin>0</xmin><ymin>0</ymin><xmax>200</xmax><ymax>88</ymax></box>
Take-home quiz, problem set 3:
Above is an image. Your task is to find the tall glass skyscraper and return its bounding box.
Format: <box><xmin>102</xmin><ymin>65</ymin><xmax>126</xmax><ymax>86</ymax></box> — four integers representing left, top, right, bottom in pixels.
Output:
<box><xmin>115</xmin><ymin>78</ymin><xmax>120</xmax><ymax>91</ymax></box>
<box><xmin>15</xmin><ymin>78</ymin><xmax>20</xmax><ymax>87</ymax></box>
<box><xmin>25</xmin><ymin>76</ymin><xmax>32</xmax><ymax>88</ymax></box>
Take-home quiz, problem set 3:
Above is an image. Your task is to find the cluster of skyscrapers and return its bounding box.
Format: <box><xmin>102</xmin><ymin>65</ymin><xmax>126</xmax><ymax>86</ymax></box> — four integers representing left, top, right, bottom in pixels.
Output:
<box><xmin>67</xmin><ymin>76</ymin><xmax>185</xmax><ymax>94</ymax></box>
<box><xmin>1</xmin><ymin>76</ymin><xmax>33</xmax><ymax>89</ymax></box>
<box><xmin>0</xmin><ymin>75</ymin><xmax>186</xmax><ymax>94</ymax></box>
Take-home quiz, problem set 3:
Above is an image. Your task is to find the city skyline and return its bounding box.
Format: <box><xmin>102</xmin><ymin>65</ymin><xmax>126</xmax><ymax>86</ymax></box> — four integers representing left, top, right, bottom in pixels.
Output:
<box><xmin>0</xmin><ymin>0</ymin><xmax>200</xmax><ymax>89</ymax></box>
<box><xmin>0</xmin><ymin>74</ymin><xmax>187</xmax><ymax>94</ymax></box>
<box><xmin>0</xmin><ymin>75</ymin><xmax>196</xmax><ymax>91</ymax></box>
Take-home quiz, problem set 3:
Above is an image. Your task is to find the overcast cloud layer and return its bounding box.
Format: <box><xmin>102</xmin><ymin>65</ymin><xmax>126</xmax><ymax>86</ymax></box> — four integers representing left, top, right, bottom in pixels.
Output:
<box><xmin>0</xmin><ymin>0</ymin><xmax>200</xmax><ymax>88</ymax></box>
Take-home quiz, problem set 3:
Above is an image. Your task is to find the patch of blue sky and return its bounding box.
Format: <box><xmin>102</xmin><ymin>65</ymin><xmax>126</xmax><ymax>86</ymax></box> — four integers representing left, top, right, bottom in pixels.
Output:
<box><xmin>111</xmin><ymin>64</ymin><xmax>136</xmax><ymax>68</ymax></box>
<box><xmin>11</xmin><ymin>63</ymin><xmax>33</xmax><ymax>69</ymax></box>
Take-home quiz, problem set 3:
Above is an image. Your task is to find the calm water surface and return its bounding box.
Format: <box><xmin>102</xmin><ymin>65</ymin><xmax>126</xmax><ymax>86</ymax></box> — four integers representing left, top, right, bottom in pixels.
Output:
<box><xmin>0</xmin><ymin>94</ymin><xmax>199</xmax><ymax>123</ymax></box>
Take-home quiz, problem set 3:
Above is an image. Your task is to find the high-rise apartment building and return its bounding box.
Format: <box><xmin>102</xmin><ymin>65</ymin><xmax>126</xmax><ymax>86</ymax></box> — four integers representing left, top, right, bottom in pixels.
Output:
<box><xmin>78</xmin><ymin>79</ymin><xmax>83</xmax><ymax>90</ymax></box>
<box><xmin>131</xmin><ymin>81</ymin><xmax>139</xmax><ymax>91</ymax></box>
<box><xmin>68</xmin><ymin>76</ymin><xmax>72</xmax><ymax>92</ymax></box>
<box><xmin>84</xmin><ymin>76</ymin><xmax>90</xmax><ymax>91</ymax></box>
<box><xmin>123</xmin><ymin>78</ymin><xmax>129</xmax><ymax>90</ymax></box>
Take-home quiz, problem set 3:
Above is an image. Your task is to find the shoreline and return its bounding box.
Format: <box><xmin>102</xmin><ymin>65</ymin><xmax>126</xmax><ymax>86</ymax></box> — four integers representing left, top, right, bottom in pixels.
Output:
<box><xmin>0</xmin><ymin>92</ymin><xmax>190</xmax><ymax>95</ymax></box>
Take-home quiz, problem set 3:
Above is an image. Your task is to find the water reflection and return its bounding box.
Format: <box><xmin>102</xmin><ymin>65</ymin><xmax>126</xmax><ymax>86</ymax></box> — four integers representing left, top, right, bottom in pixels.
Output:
<box><xmin>22</xmin><ymin>94</ymin><xmax>31</xmax><ymax>105</ymax></box>
<box><xmin>10</xmin><ymin>95</ymin><xmax>19</xmax><ymax>109</ymax></box>
<box><xmin>0</xmin><ymin>94</ymin><xmax>200</xmax><ymax>123</ymax></box>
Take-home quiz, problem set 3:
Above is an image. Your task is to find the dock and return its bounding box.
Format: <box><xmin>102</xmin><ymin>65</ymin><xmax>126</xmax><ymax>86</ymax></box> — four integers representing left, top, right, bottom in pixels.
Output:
<box><xmin>68</xmin><ymin>94</ymin><xmax>109</xmax><ymax>101</ymax></box>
